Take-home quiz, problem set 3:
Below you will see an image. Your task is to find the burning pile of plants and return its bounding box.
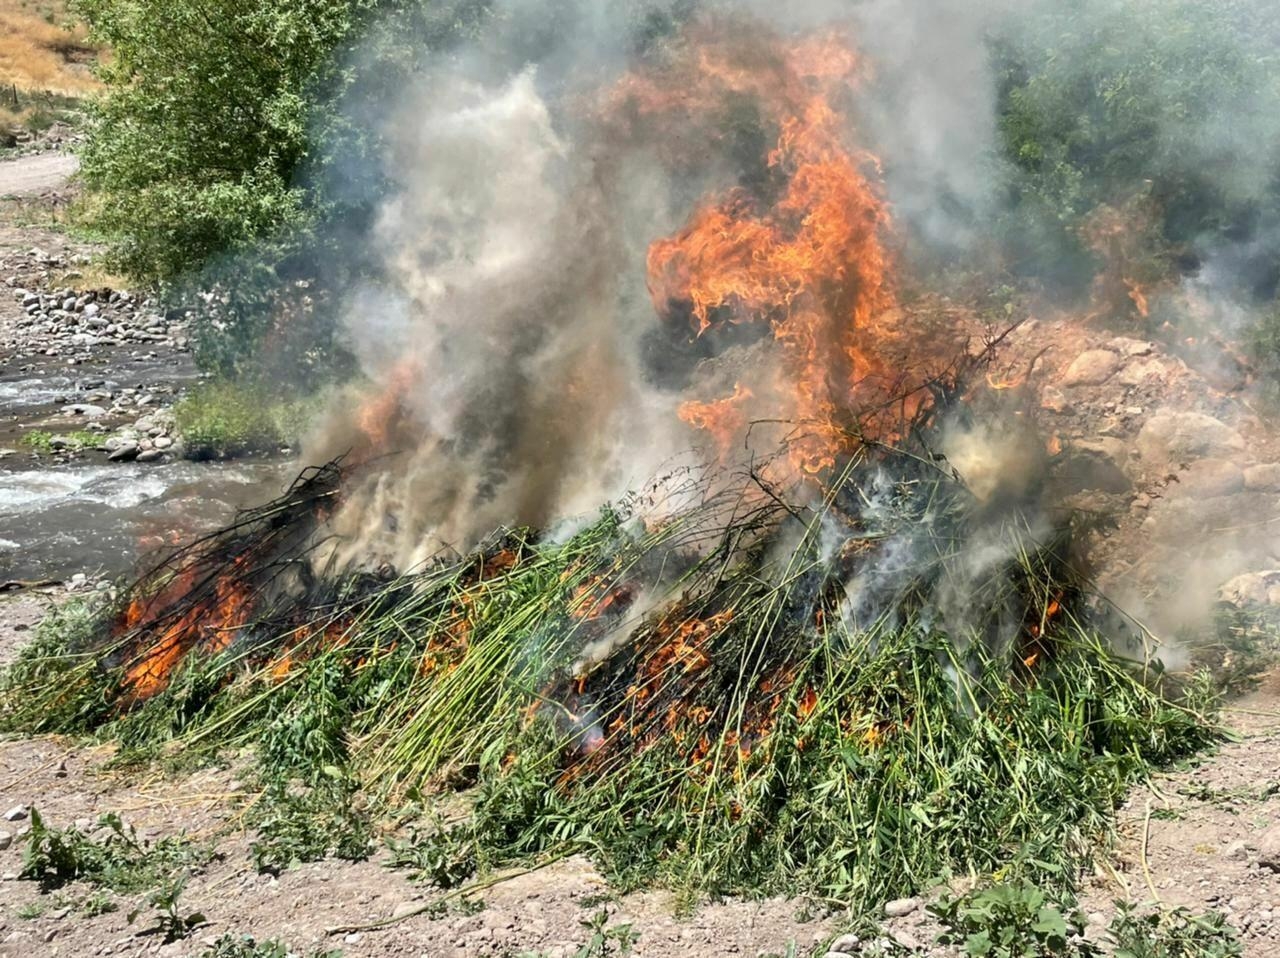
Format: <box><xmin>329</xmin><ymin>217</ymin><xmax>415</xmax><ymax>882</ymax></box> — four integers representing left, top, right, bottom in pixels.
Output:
<box><xmin>0</xmin><ymin>18</ymin><xmax>1222</xmax><ymax>913</ymax></box>
<box><xmin>0</xmin><ymin>397</ymin><xmax>1217</xmax><ymax>907</ymax></box>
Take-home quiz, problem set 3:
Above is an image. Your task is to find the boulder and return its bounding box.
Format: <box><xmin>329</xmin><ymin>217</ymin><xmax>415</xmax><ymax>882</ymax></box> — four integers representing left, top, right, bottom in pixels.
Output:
<box><xmin>1117</xmin><ymin>357</ymin><xmax>1172</xmax><ymax>386</ymax></box>
<box><xmin>1244</xmin><ymin>464</ymin><xmax>1280</xmax><ymax>493</ymax></box>
<box><xmin>1135</xmin><ymin>411</ymin><xmax>1245</xmax><ymax>468</ymax></box>
<box><xmin>1061</xmin><ymin>349</ymin><xmax>1121</xmax><ymax>387</ymax></box>
<box><xmin>1220</xmin><ymin>572</ymin><xmax>1280</xmax><ymax>608</ymax></box>
<box><xmin>1176</xmin><ymin>459</ymin><xmax>1245</xmax><ymax>498</ymax></box>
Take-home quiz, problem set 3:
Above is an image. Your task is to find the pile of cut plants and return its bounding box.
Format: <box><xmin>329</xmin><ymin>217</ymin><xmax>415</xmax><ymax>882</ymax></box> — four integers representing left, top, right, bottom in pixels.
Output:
<box><xmin>0</xmin><ymin>380</ymin><xmax>1223</xmax><ymax>921</ymax></box>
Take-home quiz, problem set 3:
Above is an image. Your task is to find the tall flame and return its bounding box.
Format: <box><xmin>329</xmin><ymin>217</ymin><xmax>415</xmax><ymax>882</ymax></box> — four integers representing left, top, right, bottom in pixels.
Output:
<box><xmin>634</xmin><ymin>31</ymin><xmax>898</xmax><ymax>475</ymax></box>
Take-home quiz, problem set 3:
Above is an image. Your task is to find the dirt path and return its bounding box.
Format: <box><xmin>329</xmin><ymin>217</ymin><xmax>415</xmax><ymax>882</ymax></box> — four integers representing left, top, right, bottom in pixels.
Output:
<box><xmin>0</xmin><ymin>154</ymin><xmax>79</xmax><ymax>197</ymax></box>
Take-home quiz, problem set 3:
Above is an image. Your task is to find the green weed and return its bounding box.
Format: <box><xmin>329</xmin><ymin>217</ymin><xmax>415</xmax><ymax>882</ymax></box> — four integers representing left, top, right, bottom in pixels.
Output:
<box><xmin>130</xmin><ymin>875</ymin><xmax>206</xmax><ymax>943</ymax></box>
<box><xmin>20</xmin><ymin>430</ymin><xmax>101</xmax><ymax>454</ymax></box>
<box><xmin>249</xmin><ymin>777</ymin><xmax>371</xmax><ymax>874</ymax></box>
<box><xmin>385</xmin><ymin>819</ymin><xmax>477</xmax><ymax>889</ymax></box>
<box><xmin>516</xmin><ymin>908</ymin><xmax>639</xmax><ymax>958</ymax></box>
<box><xmin>19</xmin><ymin>808</ymin><xmax>214</xmax><ymax>893</ymax></box>
<box><xmin>1107</xmin><ymin>903</ymin><xmax>1242</xmax><ymax>958</ymax></box>
<box><xmin>931</xmin><ymin>881</ymin><xmax>1097</xmax><ymax>956</ymax></box>
<box><xmin>199</xmin><ymin>934</ymin><xmax>343</xmax><ymax>958</ymax></box>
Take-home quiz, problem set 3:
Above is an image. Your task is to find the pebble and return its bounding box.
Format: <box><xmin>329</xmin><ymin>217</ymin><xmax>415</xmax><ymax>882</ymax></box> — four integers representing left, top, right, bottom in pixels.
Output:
<box><xmin>392</xmin><ymin>902</ymin><xmax>423</xmax><ymax>920</ymax></box>
<box><xmin>2</xmin><ymin>807</ymin><xmax>27</xmax><ymax>823</ymax></box>
<box><xmin>883</xmin><ymin>897</ymin><xmax>921</xmax><ymax>918</ymax></box>
<box><xmin>0</xmin><ymin>831</ymin><xmax>11</xmax><ymax>850</ymax></box>
<box><xmin>1255</xmin><ymin>824</ymin><xmax>1280</xmax><ymax>872</ymax></box>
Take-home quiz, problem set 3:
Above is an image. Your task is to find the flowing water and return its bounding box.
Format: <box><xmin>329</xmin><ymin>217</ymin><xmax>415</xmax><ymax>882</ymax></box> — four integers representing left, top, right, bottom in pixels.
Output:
<box><xmin>0</xmin><ymin>459</ymin><xmax>293</xmax><ymax>581</ymax></box>
<box><xmin>0</xmin><ymin>357</ymin><xmax>292</xmax><ymax>582</ymax></box>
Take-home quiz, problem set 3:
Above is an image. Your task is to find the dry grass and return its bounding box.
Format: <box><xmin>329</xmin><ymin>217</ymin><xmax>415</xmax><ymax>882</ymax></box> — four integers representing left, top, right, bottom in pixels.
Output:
<box><xmin>0</xmin><ymin>0</ymin><xmax>100</xmax><ymax>97</ymax></box>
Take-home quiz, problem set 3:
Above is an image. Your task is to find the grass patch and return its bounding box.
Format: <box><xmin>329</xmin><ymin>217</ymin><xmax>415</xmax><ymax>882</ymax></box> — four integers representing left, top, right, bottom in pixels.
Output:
<box><xmin>0</xmin><ymin>1</ymin><xmax>100</xmax><ymax>97</ymax></box>
<box><xmin>173</xmin><ymin>380</ymin><xmax>313</xmax><ymax>459</ymax></box>
<box><xmin>20</xmin><ymin>429</ymin><xmax>100</xmax><ymax>453</ymax></box>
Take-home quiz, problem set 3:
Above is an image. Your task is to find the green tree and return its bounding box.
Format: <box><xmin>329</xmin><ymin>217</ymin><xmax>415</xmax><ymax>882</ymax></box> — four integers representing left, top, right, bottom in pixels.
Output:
<box><xmin>992</xmin><ymin>0</ymin><xmax>1280</xmax><ymax>289</ymax></box>
<box><xmin>72</xmin><ymin>0</ymin><xmax>382</xmax><ymax>283</ymax></box>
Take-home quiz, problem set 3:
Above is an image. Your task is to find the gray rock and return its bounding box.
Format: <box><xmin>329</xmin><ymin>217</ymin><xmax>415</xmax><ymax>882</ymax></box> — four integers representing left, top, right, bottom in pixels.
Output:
<box><xmin>82</xmin><ymin>303</ymin><xmax>100</xmax><ymax>318</ymax></box>
<box><xmin>136</xmin><ymin>449</ymin><xmax>164</xmax><ymax>463</ymax></box>
<box><xmin>1176</xmin><ymin>459</ymin><xmax>1245</xmax><ymax>498</ymax></box>
<box><xmin>1109</xmin><ymin>337</ymin><xmax>1155</xmax><ymax>357</ymax></box>
<box><xmin>2</xmin><ymin>807</ymin><xmax>27</xmax><ymax>823</ymax></box>
<box><xmin>68</xmin><ymin>403</ymin><xmax>107</xmax><ymax>418</ymax></box>
<box><xmin>62</xmin><ymin>296</ymin><xmax>75</xmax><ymax>312</ymax></box>
<box><xmin>1226</xmin><ymin>840</ymin><xmax>1251</xmax><ymax>861</ymax></box>
<box><xmin>884</xmin><ymin>897</ymin><xmax>921</xmax><ymax>918</ymax></box>
<box><xmin>1220</xmin><ymin>572</ymin><xmax>1280</xmax><ymax>609</ymax></box>
<box><xmin>1258</xmin><ymin>825</ymin><xmax>1280</xmax><ymax>872</ymax></box>
<box><xmin>1062</xmin><ymin>349</ymin><xmax>1121</xmax><ymax>387</ymax></box>
<box><xmin>0</xmin><ymin>831</ymin><xmax>11</xmax><ymax>850</ymax></box>
<box><xmin>1135</xmin><ymin>411</ymin><xmax>1245</xmax><ymax>468</ymax></box>
<box><xmin>828</xmin><ymin>934</ymin><xmax>860</xmax><ymax>952</ymax></box>
<box><xmin>1117</xmin><ymin>356</ymin><xmax>1173</xmax><ymax>386</ymax></box>
<box><xmin>154</xmin><ymin>436</ymin><xmax>173</xmax><ymax>450</ymax></box>
<box><xmin>1244</xmin><ymin>464</ymin><xmax>1280</xmax><ymax>492</ymax></box>
<box><xmin>107</xmin><ymin>442</ymin><xmax>140</xmax><ymax>462</ymax></box>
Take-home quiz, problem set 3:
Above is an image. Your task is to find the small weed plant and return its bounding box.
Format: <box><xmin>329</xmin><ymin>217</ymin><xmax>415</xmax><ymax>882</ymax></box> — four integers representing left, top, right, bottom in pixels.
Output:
<box><xmin>1108</xmin><ymin>903</ymin><xmax>1241</xmax><ymax>958</ymax></box>
<box><xmin>931</xmin><ymin>881</ymin><xmax>1096</xmax><ymax>957</ymax></box>
<box><xmin>133</xmin><ymin>875</ymin><xmax>206</xmax><ymax>942</ymax></box>
<box><xmin>516</xmin><ymin>908</ymin><xmax>639</xmax><ymax>958</ymax></box>
<box><xmin>385</xmin><ymin>819</ymin><xmax>477</xmax><ymax>889</ymax></box>
<box><xmin>20</xmin><ymin>808</ymin><xmax>214</xmax><ymax>893</ymax></box>
<box><xmin>200</xmin><ymin>934</ymin><xmax>343</xmax><ymax>958</ymax></box>
<box><xmin>250</xmin><ymin>777</ymin><xmax>371</xmax><ymax>873</ymax></box>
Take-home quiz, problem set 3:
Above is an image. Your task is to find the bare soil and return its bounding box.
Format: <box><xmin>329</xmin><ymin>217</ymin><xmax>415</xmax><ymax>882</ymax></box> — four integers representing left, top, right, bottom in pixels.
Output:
<box><xmin>0</xmin><ymin>153</ymin><xmax>78</xmax><ymax>198</ymax></box>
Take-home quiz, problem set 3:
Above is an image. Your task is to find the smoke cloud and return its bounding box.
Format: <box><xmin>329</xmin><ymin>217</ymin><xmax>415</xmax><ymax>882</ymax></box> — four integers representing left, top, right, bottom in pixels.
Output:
<box><xmin>289</xmin><ymin>0</ymin><xmax>1280</xmax><ymax>649</ymax></box>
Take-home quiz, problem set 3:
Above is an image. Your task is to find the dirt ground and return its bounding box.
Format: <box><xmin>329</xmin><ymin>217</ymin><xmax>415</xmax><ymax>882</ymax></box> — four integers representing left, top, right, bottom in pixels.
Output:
<box><xmin>0</xmin><ymin>153</ymin><xmax>79</xmax><ymax>197</ymax></box>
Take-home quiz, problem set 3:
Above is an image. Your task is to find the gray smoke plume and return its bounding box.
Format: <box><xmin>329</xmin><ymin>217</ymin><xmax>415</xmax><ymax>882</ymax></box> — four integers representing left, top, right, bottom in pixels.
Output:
<box><xmin>295</xmin><ymin>0</ymin><xmax>1280</xmax><ymax>654</ymax></box>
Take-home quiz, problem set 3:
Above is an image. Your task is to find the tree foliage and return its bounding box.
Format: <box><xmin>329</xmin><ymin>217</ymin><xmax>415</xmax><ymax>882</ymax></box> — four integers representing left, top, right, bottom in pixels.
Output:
<box><xmin>72</xmin><ymin>0</ymin><xmax>383</xmax><ymax>282</ymax></box>
<box><xmin>992</xmin><ymin>0</ymin><xmax>1280</xmax><ymax>291</ymax></box>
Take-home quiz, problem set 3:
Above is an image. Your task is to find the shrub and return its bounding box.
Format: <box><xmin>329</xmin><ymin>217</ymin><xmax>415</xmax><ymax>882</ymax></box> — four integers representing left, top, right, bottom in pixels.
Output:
<box><xmin>173</xmin><ymin>381</ymin><xmax>313</xmax><ymax>459</ymax></box>
<box><xmin>991</xmin><ymin>0</ymin><xmax>1280</xmax><ymax>291</ymax></box>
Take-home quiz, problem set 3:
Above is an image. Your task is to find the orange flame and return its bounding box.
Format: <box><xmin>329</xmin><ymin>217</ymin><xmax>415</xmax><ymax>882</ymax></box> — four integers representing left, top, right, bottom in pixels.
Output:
<box><xmin>632</xmin><ymin>31</ymin><xmax>897</xmax><ymax>476</ymax></box>
<box><xmin>121</xmin><ymin>559</ymin><xmax>252</xmax><ymax>699</ymax></box>
<box><xmin>678</xmin><ymin>384</ymin><xmax>754</xmax><ymax>460</ymax></box>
